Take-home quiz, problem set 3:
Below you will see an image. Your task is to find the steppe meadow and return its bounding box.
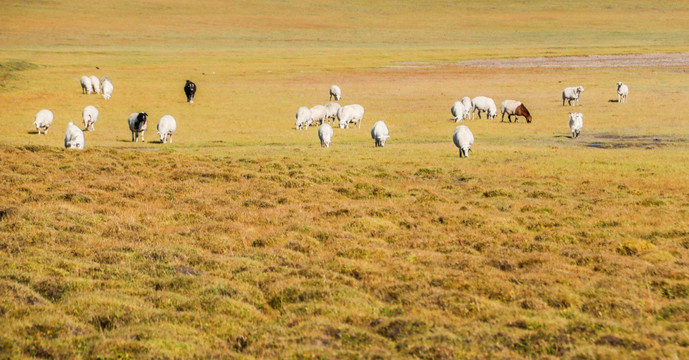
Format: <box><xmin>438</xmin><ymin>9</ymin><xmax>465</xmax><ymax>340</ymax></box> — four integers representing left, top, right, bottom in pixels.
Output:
<box><xmin>1</xmin><ymin>0</ymin><xmax>689</xmax><ymax>358</ymax></box>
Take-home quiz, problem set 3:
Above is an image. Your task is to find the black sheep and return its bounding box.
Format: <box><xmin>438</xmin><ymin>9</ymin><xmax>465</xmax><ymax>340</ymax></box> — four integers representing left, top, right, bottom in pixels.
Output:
<box><xmin>184</xmin><ymin>80</ymin><xmax>196</xmax><ymax>103</ymax></box>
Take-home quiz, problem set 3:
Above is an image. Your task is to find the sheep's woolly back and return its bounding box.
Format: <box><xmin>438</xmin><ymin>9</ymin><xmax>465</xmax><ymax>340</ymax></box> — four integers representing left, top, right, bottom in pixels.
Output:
<box><xmin>318</xmin><ymin>123</ymin><xmax>334</xmax><ymax>147</ymax></box>
<box><xmin>337</xmin><ymin>104</ymin><xmax>365</xmax><ymax>128</ymax></box>
<box><xmin>451</xmin><ymin>101</ymin><xmax>465</xmax><ymax>121</ymax></box>
<box><xmin>64</xmin><ymin>122</ymin><xmax>85</xmax><ymax>149</ymax></box>
<box><xmin>157</xmin><ymin>115</ymin><xmax>177</xmax><ymax>134</ymax></box>
<box><xmin>370</xmin><ymin>120</ymin><xmax>390</xmax><ymax>147</ymax></box>
<box><xmin>453</xmin><ymin>125</ymin><xmax>474</xmax><ymax>157</ymax></box>
<box><xmin>329</xmin><ymin>85</ymin><xmax>341</xmax><ymax>100</ymax></box>
<box><xmin>102</xmin><ymin>80</ymin><xmax>113</xmax><ymax>99</ymax></box>
<box><xmin>34</xmin><ymin>109</ymin><xmax>54</xmax><ymax>127</ymax></box>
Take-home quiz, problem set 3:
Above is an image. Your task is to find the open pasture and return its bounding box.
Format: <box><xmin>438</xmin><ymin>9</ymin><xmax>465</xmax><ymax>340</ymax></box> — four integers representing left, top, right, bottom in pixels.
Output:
<box><xmin>2</xmin><ymin>0</ymin><xmax>689</xmax><ymax>358</ymax></box>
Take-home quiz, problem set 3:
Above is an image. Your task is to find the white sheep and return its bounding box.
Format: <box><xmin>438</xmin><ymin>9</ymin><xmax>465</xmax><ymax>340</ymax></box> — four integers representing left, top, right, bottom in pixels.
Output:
<box><xmin>370</xmin><ymin>120</ymin><xmax>390</xmax><ymax>147</ymax></box>
<box><xmin>318</xmin><ymin>123</ymin><xmax>334</xmax><ymax>148</ymax></box>
<box><xmin>82</xmin><ymin>105</ymin><xmax>99</xmax><ymax>131</ymax></box>
<box><xmin>617</xmin><ymin>82</ymin><xmax>628</xmax><ymax>103</ymax></box>
<box><xmin>453</xmin><ymin>125</ymin><xmax>474</xmax><ymax>158</ymax></box>
<box><xmin>310</xmin><ymin>105</ymin><xmax>328</xmax><ymax>125</ymax></box>
<box><xmin>128</xmin><ymin>112</ymin><xmax>148</xmax><ymax>142</ymax></box>
<box><xmin>64</xmin><ymin>122</ymin><xmax>85</xmax><ymax>149</ymax></box>
<box><xmin>329</xmin><ymin>85</ymin><xmax>341</xmax><ymax>101</ymax></box>
<box><xmin>472</xmin><ymin>96</ymin><xmax>497</xmax><ymax>120</ymax></box>
<box><xmin>102</xmin><ymin>80</ymin><xmax>113</xmax><ymax>100</ymax></box>
<box><xmin>33</xmin><ymin>109</ymin><xmax>54</xmax><ymax>134</ymax></box>
<box><xmin>157</xmin><ymin>115</ymin><xmax>177</xmax><ymax>143</ymax></box>
<box><xmin>562</xmin><ymin>86</ymin><xmax>584</xmax><ymax>106</ymax></box>
<box><xmin>80</xmin><ymin>76</ymin><xmax>92</xmax><ymax>94</ymax></box>
<box><xmin>451</xmin><ymin>101</ymin><xmax>465</xmax><ymax>122</ymax></box>
<box><xmin>569</xmin><ymin>112</ymin><xmax>583</xmax><ymax>139</ymax></box>
<box><xmin>324</xmin><ymin>102</ymin><xmax>341</xmax><ymax>123</ymax></box>
<box><xmin>89</xmin><ymin>76</ymin><xmax>101</xmax><ymax>95</ymax></box>
<box><xmin>295</xmin><ymin>106</ymin><xmax>312</xmax><ymax>130</ymax></box>
<box><xmin>461</xmin><ymin>96</ymin><xmax>474</xmax><ymax>119</ymax></box>
<box><xmin>337</xmin><ymin>104</ymin><xmax>364</xmax><ymax>129</ymax></box>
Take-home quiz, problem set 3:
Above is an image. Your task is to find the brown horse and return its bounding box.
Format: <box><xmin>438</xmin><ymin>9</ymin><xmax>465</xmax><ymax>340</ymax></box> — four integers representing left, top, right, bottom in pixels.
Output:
<box><xmin>513</xmin><ymin>104</ymin><xmax>532</xmax><ymax>123</ymax></box>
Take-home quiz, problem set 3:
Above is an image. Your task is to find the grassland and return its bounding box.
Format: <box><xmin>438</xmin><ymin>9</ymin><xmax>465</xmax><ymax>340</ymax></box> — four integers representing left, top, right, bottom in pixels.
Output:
<box><xmin>2</xmin><ymin>0</ymin><xmax>689</xmax><ymax>358</ymax></box>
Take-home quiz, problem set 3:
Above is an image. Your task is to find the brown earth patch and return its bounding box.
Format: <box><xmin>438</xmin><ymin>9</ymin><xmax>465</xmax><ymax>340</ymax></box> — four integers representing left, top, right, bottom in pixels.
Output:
<box><xmin>586</xmin><ymin>134</ymin><xmax>688</xmax><ymax>149</ymax></box>
<box><xmin>391</xmin><ymin>53</ymin><xmax>689</xmax><ymax>69</ymax></box>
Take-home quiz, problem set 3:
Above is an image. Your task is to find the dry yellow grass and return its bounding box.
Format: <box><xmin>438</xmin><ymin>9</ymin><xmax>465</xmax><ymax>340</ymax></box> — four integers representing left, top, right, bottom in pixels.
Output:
<box><xmin>2</xmin><ymin>0</ymin><xmax>689</xmax><ymax>358</ymax></box>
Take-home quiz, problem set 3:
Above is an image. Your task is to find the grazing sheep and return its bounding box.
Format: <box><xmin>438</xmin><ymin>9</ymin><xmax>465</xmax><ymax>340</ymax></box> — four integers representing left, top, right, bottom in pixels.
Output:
<box><xmin>184</xmin><ymin>80</ymin><xmax>196</xmax><ymax>103</ymax></box>
<box><xmin>562</xmin><ymin>86</ymin><xmax>584</xmax><ymax>106</ymax></box>
<box><xmin>82</xmin><ymin>105</ymin><xmax>99</xmax><ymax>131</ymax></box>
<box><xmin>128</xmin><ymin>112</ymin><xmax>148</xmax><ymax>142</ymax></box>
<box><xmin>64</xmin><ymin>122</ymin><xmax>85</xmax><ymax>149</ymax></box>
<box><xmin>296</xmin><ymin>106</ymin><xmax>312</xmax><ymax>130</ymax></box>
<box><xmin>617</xmin><ymin>82</ymin><xmax>628</xmax><ymax>103</ymax></box>
<box><xmin>80</xmin><ymin>76</ymin><xmax>92</xmax><ymax>94</ymax></box>
<box><xmin>102</xmin><ymin>80</ymin><xmax>113</xmax><ymax>99</ymax></box>
<box><xmin>318</xmin><ymin>123</ymin><xmax>334</xmax><ymax>148</ymax></box>
<box><xmin>337</xmin><ymin>104</ymin><xmax>365</xmax><ymax>129</ymax></box>
<box><xmin>310</xmin><ymin>105</ymin><xmax>328</xmax><ymax>125</ymax></box>
<box><xmin>324</xmin><ymin>102</ymin><xmax>341</xmax><ymax>123</ymax></box>
<box><xmin>33</xmin><ymin>109</ymin><xmax>54</xmax><ymax>134</ymax></box>
<box><xmin>451</xmin><ymin>101</ymin><xmax>465</xmax><ymax>122</ymax></box>
<box><xmin>157</xmin><ymin>115</ymin><xmax>177</xmax><ymax>143</ymax></box>
<box><xmin>461</xmin><ymin>96</ymin><xmax>474</xmax><ymax>119</ymax></box>
<box><xmin>472</xmin><ymin>96</ymin><xmax>497</xmax><ymax>120</ymax></box>
<box><xmin>453</xmin><ymin>125</ymin><xmax>474</xmax><ymax>158</ymax></box>
<box><xmin>569</xmin><ymin>112</ymin><xmax>583</xmax><ymax>139</ymax></box>
<box><xmin>89</xmin><ymin>76</ymin><xmax>101</xmax><ymax>95</ymax></box>
<box><xmin>329</xmin><ymin>85</ymin><xmax>341</xmax><ymax>101</ymax></box>
<box><xmin>500</xmin><ymin>100</ymin><xmax>533</xmax><ymax>123</ymax></box>
<box><xmin>370</xmin><ymin>120</ymin><xmax>390</xmax><ymax>147</ymax></box>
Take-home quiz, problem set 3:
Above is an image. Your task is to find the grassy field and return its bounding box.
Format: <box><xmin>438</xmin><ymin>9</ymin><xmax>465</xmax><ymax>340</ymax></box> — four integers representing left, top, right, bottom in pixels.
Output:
<box><xmin>2</xmin><ymin>0</ymin><xmax>689</xmax><ymax>358</ymax></box>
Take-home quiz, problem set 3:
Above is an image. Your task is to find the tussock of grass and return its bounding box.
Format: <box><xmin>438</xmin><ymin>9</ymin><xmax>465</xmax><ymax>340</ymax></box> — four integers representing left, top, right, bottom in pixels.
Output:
<box><xmin>0</xmin><ymin>143</ymin><xmax>688</xmax><ymax>357</ymax></box>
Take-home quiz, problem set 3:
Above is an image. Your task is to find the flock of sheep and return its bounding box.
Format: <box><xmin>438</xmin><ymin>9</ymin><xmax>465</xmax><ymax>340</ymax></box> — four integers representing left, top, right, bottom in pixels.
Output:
<box><xmin>297</xmin><ymin>81</ymin><xmax>629</xmax><ymax>158</ymax></box>
<box><xmin>32</xmin><ymin>77</ymin><xmax>193</xmax><ymax>149</ymax></box>
<box><xmin>295</xmin><ymin>85</ymin><xmax>389</xmax><ymax>149</ymax></box>
<box><xmin>32</xmin><ymin>76</ymin><xmax>629</xmax><ymax>157</ymax></box>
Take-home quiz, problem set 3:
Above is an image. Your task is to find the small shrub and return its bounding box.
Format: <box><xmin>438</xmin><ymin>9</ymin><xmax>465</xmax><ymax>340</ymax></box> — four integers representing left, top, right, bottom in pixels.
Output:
<box><xmin>528</xmin><ymin>191</ymin><xmax>555</xmax><ymax>199</ymax></box>
<box><xmin>617</xmin><ymin>239</ymin><xmax>655</xmax><ymax>256</ymax></box>
<box><xmin>414</xmin><ymin>167</ymin><xmax>443</xmax><ymax>178</ymax></box>
<box><xmin>639</xmin><ymin>198</ymin><xmax>665</xmax><ymax>207</ymax></box>
<box><xmin>483</xmin><ymin>189</ymin><xmax>512</xmax><ymax>198</ymax></box>
<box><xmin>658</xmin><ymin>300</ymin><xmax>689</xmax><ymax>321</ymax></box>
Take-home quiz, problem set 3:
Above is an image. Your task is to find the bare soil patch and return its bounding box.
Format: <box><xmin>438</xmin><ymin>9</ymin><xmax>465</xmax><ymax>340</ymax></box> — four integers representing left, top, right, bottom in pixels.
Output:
<box><xmin>585</xmin><ymin>133</ymin><xmax>688</xmax><ymax>149</ymax></box>
<box><xmin>391</xmin><ymin>53</ymin><xmax>689</xmax><ymax>69</ymax></box>
<box><xmin>455</xmin><ymin>53</ymin><xmax>689</xmax><ymax>68</ymax></box>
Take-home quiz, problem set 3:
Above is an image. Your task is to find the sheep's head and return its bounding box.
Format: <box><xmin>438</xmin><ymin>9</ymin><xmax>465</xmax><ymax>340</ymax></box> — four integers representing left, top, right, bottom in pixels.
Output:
<box><xmin>578</xmin><ymin>86</ymin><xmax>585</xmax><ymax>93</ymax></box>
<box><xmin>379</xmin><ymin>135</ymin><xmax>390</xmax><ymax>147</ymax></box>
<box><xmin>460</xmin><ymin>147</ymin><xmax>470</xmax><ymax>158</ymax></box>
<box><xmin>526</xmin><ymin>115</ymin><xmax>532</xmax><ymax>123</ymax></box>
<box><xmin>338</xmin><ymin>121</ymin><xmax>347</xmax><ymax>129</ymax></box>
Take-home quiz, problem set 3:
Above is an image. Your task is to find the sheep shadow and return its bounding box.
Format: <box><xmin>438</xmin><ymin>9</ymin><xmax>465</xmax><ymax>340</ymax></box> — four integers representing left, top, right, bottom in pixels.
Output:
<box><xmin>27</xmin><ymin>131</ymin><xmax>39</xmax><ymax>135</ymax></box>
<box><xmin>608</xmin><ymin>99</ymin><xmax>620</xmax><ymax>103</ymax></box>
